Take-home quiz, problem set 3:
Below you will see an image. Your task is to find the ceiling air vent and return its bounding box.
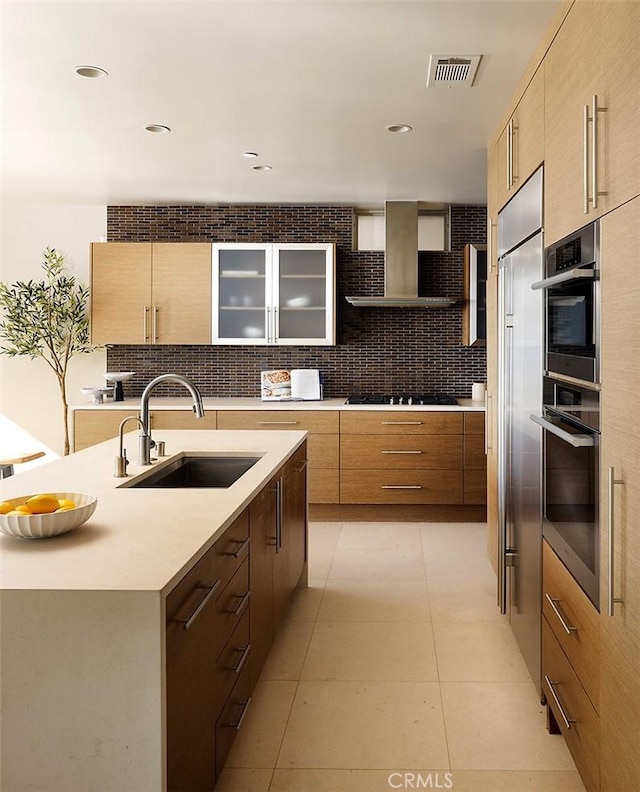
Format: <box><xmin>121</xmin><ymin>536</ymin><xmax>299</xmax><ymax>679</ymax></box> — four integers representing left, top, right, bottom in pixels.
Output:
<box><xmin>426</xmin><ymin>55</ymin><xmax>482</xmax><ymax>87</ymax></box>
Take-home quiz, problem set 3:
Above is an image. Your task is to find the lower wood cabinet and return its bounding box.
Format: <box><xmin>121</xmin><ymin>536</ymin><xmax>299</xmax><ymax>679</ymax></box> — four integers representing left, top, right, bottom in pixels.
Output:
<box><xmin>166</xmin><ymin>441</ymin><xmax>308</xmax><ymax>791</ymax></box>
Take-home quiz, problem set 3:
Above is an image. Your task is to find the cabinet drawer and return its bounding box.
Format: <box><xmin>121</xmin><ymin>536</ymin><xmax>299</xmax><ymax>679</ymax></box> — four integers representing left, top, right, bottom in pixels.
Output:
<box><xmin>464</xmin><ymin>434</ymin><xmax>487</xmax><ymax>470</ymax></box>
<box><xmin>214</xmin><ymin>560</ymin><xmax>250</xmax><ymax>658</ymax></box>
<box><xmin>341</xmin><ymin>435</ymin><xmax>462</xmax><ymax>469</ymax></box>
<box><xmin>542</xmin><ymin>541</ymin><xmax>600</xmax><ymax>711</ymax></box>
<box><xmin>464</xmin><ymin>412</ymin><xmax>485</xmax><ymax>435</ymax></box>
<box><xmin>215</xmin><ymin>656</ymin><xmax>253</xmax><ymax>780</ymax></box>
<box><xmin>341</xmin><ymin>411</ymin><xmax>462</xmax><ymax>435</ymax></box>
<box><xmin>213</xmin><ymin>608</ymin><xmax>250</xmax><ymax>720</ymax></box>
<box><xmin>340</xmin><ymin>470</ymin><xmax>463</xmax><ymax>504</ymax></box>
<box><xmin>309</xmin><ymin>468</ymin><xmax>339</xmax><ymax>503</ymax></box>
<box><xmin>307</xmin><ymin>434</ymin><xmax>339</xmax><ymax>469</ymax></box>
<box><xmin>150</xmin><ymin>410</ymin><xmax>217</xmax><ymax>431</ymax></box>
<box><xmin>214</xmin><ymin>510</ymin><xmax>250</xmax><ymax>594</ymax></box>
<box><xmin>73</xmin><ymin>410</ymin><xmax>139</xmax><ymax>452</ymax></box>
<box><xmin>217</xmin><ymin>410</ymin><xmax>338</xmax><ymax>433</ymax></box>
<box><xmin>542</xmin><ymin>618</ymin><xmax>600</xmax><ymax>792</ymax></box>
<box><xmin>464</xmin><ymin>469</ymin><xmax>487</xmax><ymax>505</ymax></box>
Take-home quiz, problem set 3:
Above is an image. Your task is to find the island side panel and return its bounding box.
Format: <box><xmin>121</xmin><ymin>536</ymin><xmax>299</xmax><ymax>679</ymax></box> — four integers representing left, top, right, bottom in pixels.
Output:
<box><xmin>0</xmin><ymin>589</ymin><xmax>164</xmax><ymax>792</ymax></box>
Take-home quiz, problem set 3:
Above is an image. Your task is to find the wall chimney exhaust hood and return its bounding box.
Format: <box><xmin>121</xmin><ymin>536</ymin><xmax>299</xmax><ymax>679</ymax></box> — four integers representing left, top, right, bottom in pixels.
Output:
<box><xmin>346</xmin><ymin>201</ymin><xmax>456</xmax><ymax>308</ymax></box>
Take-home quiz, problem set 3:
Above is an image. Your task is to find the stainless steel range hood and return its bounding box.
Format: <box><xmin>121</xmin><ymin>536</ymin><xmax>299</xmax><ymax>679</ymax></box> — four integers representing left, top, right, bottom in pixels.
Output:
<box><xmin>345</xmin><ymin>201</ymin><xmax>456</xmax><ymax>308</ymax></box>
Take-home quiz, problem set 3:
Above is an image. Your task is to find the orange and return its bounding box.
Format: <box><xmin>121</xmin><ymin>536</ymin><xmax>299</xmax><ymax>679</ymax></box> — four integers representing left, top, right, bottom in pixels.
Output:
<box><xmin>0</xmin><ymin>501</ymin><xmax>15</xmax><ymax>515</ymax></box>
<box><xmin>25</xmin><ymin>494</ymin><xmax>59</xmax><ymax>514</ymax></box>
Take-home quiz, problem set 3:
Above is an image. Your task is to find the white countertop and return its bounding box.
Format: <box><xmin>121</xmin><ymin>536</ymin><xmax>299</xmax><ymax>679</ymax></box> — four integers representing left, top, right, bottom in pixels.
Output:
<box><xmin>72</xmin><ymin>396</ymin><xmax>484</xmax><ymax>411</ymax></box>
<box><xmin>0</xmin><ymin>429</ymin><xmax>306</xmax><ymax>593</ymax></box>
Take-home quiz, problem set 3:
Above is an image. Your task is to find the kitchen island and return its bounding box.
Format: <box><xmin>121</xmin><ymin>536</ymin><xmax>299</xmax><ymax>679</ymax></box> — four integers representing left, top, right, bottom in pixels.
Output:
<box><xmin>0</xmin><ymin>429</ymin><xmax>307</xmax><ymax>792</ymax></box>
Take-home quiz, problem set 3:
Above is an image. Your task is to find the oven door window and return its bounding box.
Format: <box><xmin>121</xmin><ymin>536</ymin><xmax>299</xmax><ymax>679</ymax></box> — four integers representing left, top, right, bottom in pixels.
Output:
<box><xmin>544</xmin><ymin>423</ymin><xmax>597</xmax><ymax>575</ymax></box>
<box><xmin>547</xmin><ymin>279</ymin><xmax>595</xmax><ymax>360</ymax></box>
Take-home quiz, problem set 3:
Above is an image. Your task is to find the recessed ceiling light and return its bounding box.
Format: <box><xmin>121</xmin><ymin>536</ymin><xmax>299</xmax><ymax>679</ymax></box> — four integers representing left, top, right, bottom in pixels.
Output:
<box><xmin>76</xmin><ymin>65</ymin><xmax>108</xmax><ymax>79</ymax></box>
<box><xmin>252</xmin><ymin>165</ymin><xmax>272</xmax><ymax>171</ymax></box>
<box><xmin>145</xmin><ymin>124</ymin><xmax>171</xmax><ymax>134</ymax></box>
<box><xmin>243</xmin><ymin>151</ymin><xmax>259</xmax><ymax>158</ymax></box>
<box><xmin>386</xmin><ymin>123</ymin><xmax>413</xmax><ymax>133</ymax></box>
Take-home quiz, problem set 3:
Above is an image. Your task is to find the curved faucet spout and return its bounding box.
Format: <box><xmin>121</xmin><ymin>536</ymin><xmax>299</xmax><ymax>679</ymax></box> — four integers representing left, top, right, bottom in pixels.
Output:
<box><xmin>139</xmin><ymin>374</ymin><xmax>205</xmax><ymax>465</ymax></box>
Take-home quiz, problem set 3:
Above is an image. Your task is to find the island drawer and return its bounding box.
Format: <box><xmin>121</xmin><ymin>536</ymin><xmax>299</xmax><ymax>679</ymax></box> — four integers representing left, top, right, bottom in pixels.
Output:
<box><xmin>214</xmin><ymin>559</ymin><xmax>250</xmax><ymax>658</ymax></box>
<box><xmin>341</xmin><ymin>411</ymin><xmax>463</xmax><ymax>435</ymax></box>
<box><xmin>340</xmin><ymin>469</ymin><xmax>463</xmax><ymax>504</ymax></box>
<box><xmin>542</xmin><ymin>617</ymin><xmax>600</xmax><ymax>792</ymax></box>
<box><xmin>341</xmin><ymin>435</ymin><xmax>462</xmax><ymax>469</ymax></box>
<box><xmin>542</xmin><ymin>541</ymin><xmax>600</xmax><ymax>711</ymax></box>
<box><xmin>214</xmin><ymin>509</ymin><xmax>250</xmax><ymax>594</ymax></box>
<box><xmin>215</xmin><ymin>656</ymin><xmax>253</xmax><ymax>779</ymax></box>
<box><xmin>213</xmin><ymin>608</ymin><xmax>250</xmax><ymax>720</ymax></box>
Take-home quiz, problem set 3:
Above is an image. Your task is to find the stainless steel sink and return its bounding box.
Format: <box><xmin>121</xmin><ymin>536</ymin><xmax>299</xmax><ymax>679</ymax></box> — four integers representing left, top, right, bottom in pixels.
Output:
<box><xmin>125</xmin><ymin>455</ymin><xmax>261</xmax><ymax>489</ymax></box>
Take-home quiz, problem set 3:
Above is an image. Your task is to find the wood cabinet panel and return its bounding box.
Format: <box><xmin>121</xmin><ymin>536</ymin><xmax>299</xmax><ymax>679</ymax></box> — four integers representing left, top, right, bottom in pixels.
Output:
<box><xmin>213</xmin><ymin>560</ymin><xmax>250</xmax><ymax>659</ymax></box>
<box><xmin>215</xmin><ymin>661</ymin><xmax>252</xmax><ymax>779</ymax></box>
<box><xmin>496</xmin><ymin>65</ymin><xmax>545</xmax><ymax>210</ymax></box>
<box><xmin>212</xmin><ymin>609</ymin><xmax>250</xmax><ymax>720</ymax></box>
<box><xmin>464</xmin><ymin>434</ymin><xmax>486</xmax><ymax>470</ymax></box>
<box><xmin>599</xmin><ymin>195</ymin><xmax>640</xmax><ymax>792</ymax></box>
<box><xmin>340</xmin><ymin>469</ymin><xmax>462</xmax><ymax>505</ymax></box>
<box><xmin>73</xmin><ymin>410</ymin><xmax>139</xmax><ymax>451</ymax></box>
<box><xmin>91</xmin><ymin>243</ymin><xmax>152</xmax><ymax>345</ymax></box>
<box><xmin>340</xmin><ymin>411</ymin><xmax>462</xmax><ymax>436</ymax></box>
<box><xmin>463</xmin><ymin>469</ymin><xmax>487</xmax><ymax>506</ymax></box>
<box><xmin>150</xmin><ymin>410</ymin><xmax>218</xmax><ymax>431</ymax></box>
<box><xmin>544</xmin><ymin>1</ymin><xmax>640</xmax><ymax>244</ymax></box>
<box><xmin>152</xmin><ymin>243</ymin><xmax>211</xmax><ymax>344</ymax></box>
<box><xmin>542</xmin><ymin>541</ymin><xmax>599</xmax><ymax>712</ymax></box>
<box><xmin>308</xmin><ymin>468</ymin><xmax>339</xmax><ymax>504</ymax></box>
<box><xmin>341</xmin><ymin>435</ymin><xmax>462</xmax><ymax>470</ymax></box>
<box><xmin>464</xmin><ymin>412</ymin><xmax>485</xmax><ymax>435</ymax></box>
<box><xmin>542</xmin><ymin>618</ymin><xmax>600</xmax><ymax>792</ymax></box>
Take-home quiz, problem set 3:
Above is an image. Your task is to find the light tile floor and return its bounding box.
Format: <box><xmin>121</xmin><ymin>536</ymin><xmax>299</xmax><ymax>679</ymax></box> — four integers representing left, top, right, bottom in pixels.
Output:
<box><xmin>218</xmin><ymin>522</ymin><xmax>586</xmax><ymax>792</ymax></box>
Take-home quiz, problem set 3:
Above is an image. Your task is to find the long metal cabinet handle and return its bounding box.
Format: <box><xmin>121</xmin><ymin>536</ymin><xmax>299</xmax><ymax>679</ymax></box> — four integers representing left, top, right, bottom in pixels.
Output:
<box><xmin>226</xmin><ymin>590</ymin><xmax>250</xmax><ymax>616</ymax></box>
<box><xmin>544</xmin><ymin>676</ymin><xmax>576</xmax><ymax>730</ymax></box>
<box><xmin>273</xmin><ymin>306</ymin><xmax>279</xmax><ymax>343</ymax></box>
<box><xmin>258</xmin><ymin>420</ymin><xmax>300</xmax><ymax>425</ymax></box>
<box><xmin>545</xmin><ymin>593</ymin><xmax>577</xmax><ymax>635</ymax></box>
<box><xmin>176</xmin><ymin>580</ymin><xmax>221</xmax><ymax>630</ymax></box>
<box><xmin>225</xmin><ymin>697</ymin><xmax>252</xmax><ymax>730</ymax></box>
<box><xmin>381</xmin><ymin>421</ymin><xmax>423</xmax><ymax>426</ymax></box>
<box><xmin>228</xmin><ymin>644</ymin><xmax>251</xmax><ymax>675</ymax></box>
<box><xmin>266</xmin><ymin>306</ymin><xmax>271</xmax><ymax>344</ymax></box>
<box><xmin>225</xmin><ymin>536</ymin><xmax>250</xmax><ymax>559</ymax></box>
<box><xmin>381</xmin><ymin>485</ymin><xmax>422</xmax><ymax>490</ymax></box>
<box><xmin>531</xmin><ymin>268</ymin><xmax>596</xmax><ymax>291</ymax></box>
<box><xmin>529</xmin><ymin>414</ymin><xmax>595</xmax><ymax>448</ymax></box>
<box><xmin>275</xmin><ymin>477</ymin><xmax>283</xmax><ymax>552</ymax></box>
<box><xmin>143</xmin><ymin>306</ymin><xmax>150</xmax><ymax>342</ymax></box>
<box><xmin>381</xmin><ymin>450</ymin><xmax>422</xmax><ymax>455</ymax></box>
<box><xmin>607</xmin><ymin>466</ymin><xmax>624</xmax><ymax>616</ymax></box>
<box><xmin>591</xmin><ymin>95</ymin><xmax>607</xmax><ymax>210</ymax></box>
<box><xmin>152</xmin><ymin>305</ymin><xmax>159</xmax><ymax>342</ymax></box>
<box><xmin>484</xmin><ymin>391</ymin><xmax>489</xmax><ymax>454</ymax></box>
<box><xmin>506</xmin><ymin>119</ymin><xmax>514</xmax><ymax>189</ymax></box>
<box><xmin>583</xmin><ymin>103</ymin><xmax>590</xmax><ymax>214</ymax></box>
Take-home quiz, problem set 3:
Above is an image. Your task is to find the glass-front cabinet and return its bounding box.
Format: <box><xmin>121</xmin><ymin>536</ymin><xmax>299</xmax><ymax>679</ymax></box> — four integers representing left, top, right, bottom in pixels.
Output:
<box><xmin>212</xmin><ymin>243</ymin><xmax>335</xmax><ymax>345</ymax></box>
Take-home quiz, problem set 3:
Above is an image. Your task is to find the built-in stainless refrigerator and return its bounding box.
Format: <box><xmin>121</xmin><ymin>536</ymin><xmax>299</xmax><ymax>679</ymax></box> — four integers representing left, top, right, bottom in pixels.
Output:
<box><xmin>497</xmin><ymin>167</ymin><xmax>544</xmax><ymax>695</ymax></box>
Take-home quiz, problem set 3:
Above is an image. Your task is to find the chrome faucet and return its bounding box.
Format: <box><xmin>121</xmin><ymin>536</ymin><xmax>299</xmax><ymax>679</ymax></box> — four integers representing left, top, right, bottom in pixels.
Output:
<box><xmin>138</xmin><ymin>374</ymin><xmax>205</xmax><ymax>465</ymax></box>
<box><xmin>114</xmin><ymin>416</ymin><xmax>144</xmax><ymax>477</ymax></box>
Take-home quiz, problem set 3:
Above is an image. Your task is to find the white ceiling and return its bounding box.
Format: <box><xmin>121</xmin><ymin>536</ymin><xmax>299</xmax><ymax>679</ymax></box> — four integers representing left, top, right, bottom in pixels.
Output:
<box><xmin>1</xmin><ymin>0</ymin><xmax>559</xmax><ymax>209</ymax></box>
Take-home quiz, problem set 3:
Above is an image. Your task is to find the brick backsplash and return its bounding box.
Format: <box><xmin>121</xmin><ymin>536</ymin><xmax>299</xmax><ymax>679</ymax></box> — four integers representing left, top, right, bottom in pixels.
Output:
<box><xmin>106</xmin><ymin>204</ymin><xmax>487</xmax><ymax>399</ymax></box>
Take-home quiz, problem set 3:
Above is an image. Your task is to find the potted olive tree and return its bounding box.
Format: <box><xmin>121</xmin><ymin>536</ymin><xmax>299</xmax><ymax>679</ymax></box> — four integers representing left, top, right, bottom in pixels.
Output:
<box><xmin>0</xmin><ymin>247</ymin><xmax>95</xmax><ymax>455</ymax></box>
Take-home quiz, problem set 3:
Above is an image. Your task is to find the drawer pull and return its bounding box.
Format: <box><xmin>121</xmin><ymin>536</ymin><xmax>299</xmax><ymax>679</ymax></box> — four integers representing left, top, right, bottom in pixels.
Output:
<box><xmin>380</xmin><ymin>485</ymin><xmax>422</xmax><ymax>490</ymax></box>
<box><xmin>545</xmin><ymin>594</ymin><xmax>578</xmax><ymax>635</ymax></box>
<box><xmin>225</xmin><ymin>536</ymin><xmax>251</xmax><ymax>559</ymax></box>
<box><xmin>226</xmin><ymin>590</ymin><xmax>251</xmax><ymax>616</ymax></box>
<box><xmin>228</xmin><ymin>643</ymin><xmax>251</xmax><ymax>675</ymax></box>
<box><xmin>177</xmin><ymin>580</ymin><xmax>221</xmax><ymax>630</ymax></box>
<box><xmin>381</xmin><ymin>450</ymin><xmax>422</xmax><ymax>455</ymax></box>
<box><xmin>257</xmin><ymin>420</ymin><xmax>300</xmax><ymax>425</ymax></box>
<box><xmin>544</xmin><ymin>675</ymin><xmax>576</xmax><ymax>730</ymax></box>
<box><xmin>381</xmin><ymin>421</ymin><xmax>423</xmax><ymax>426</ymax></box>
<box><xmin>295</xmin><ymin>459</ymin><xmax>309</xmax><ymax>473</ymax></box>
<box><xmin>225</xmin><ymin>697</ymin><xmax>252</xmax><ymax>730</ymax></box>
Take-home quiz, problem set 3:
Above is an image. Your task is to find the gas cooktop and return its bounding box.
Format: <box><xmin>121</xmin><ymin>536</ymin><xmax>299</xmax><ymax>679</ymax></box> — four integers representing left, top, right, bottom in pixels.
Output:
<box><xmin>345</xmin><ymin>393</ymin><xmax>458</xmax><ymax>406</ymax></box>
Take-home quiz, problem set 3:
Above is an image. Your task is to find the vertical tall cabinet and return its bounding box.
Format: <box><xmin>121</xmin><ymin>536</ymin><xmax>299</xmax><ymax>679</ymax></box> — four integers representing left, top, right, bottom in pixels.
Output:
<box><xmin>488</xmin><ymin>1</ymin><xmax>640</xmax><ymax>789</ymax></box>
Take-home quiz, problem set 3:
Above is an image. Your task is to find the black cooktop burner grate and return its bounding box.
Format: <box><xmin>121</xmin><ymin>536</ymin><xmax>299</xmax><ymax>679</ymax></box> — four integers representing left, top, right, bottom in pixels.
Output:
<box><xmin>345</xmin><ymin>393</ymin><xmax>458</xmax><ymax>406</ymax></box>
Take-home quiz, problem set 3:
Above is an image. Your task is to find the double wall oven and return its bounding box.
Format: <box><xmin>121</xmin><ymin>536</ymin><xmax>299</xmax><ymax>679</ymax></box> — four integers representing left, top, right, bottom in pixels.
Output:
<box><xmin>532</xmin><ymin>220</ymin><xmax>601</xmax><ymax>609</ymax></box>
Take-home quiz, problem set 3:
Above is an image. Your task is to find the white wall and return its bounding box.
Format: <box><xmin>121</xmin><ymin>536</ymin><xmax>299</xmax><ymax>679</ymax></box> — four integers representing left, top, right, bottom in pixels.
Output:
<box><xmin>0</xmin><ymin>207</ymin><xmax>107</xmax><ymax>455</ymax></box>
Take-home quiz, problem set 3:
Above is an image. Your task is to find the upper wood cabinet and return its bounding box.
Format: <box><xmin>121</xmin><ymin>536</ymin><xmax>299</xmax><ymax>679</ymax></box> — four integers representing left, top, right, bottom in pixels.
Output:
<box><xmin>544</xmin><ymin>0</ymin><xmax>640</xmax><ymax>244</ymax></box>
<box><xmin>91</xmin><ymin>243</ymin><xmax>212</xmax><ymax>345</ymax></box>
<box><xmin>598</xmin><ymin>196</ymin><xmax>640</xmax><ymax>792</ymax></box>
<box><xmin>496</xmin><ymin>65</ymin><xmax>544</xmax><ymax>210</ymax></box>
<box><xmin>212</xmin><ymin>243</ymin><xmax>335</xmax><ymax>346</ymax></box>
<box><xmin>486</xmin><ymin>143</ymin><xmax>499</xmax><ymax>574</ymax></box>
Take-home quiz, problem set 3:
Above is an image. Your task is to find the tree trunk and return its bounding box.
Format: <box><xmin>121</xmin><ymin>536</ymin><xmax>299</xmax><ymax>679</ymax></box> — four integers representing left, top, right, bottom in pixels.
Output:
<box><xmin>59</xmin><ymin>375</ymin><xmax>70</xmax><ymax>456</ymax></box>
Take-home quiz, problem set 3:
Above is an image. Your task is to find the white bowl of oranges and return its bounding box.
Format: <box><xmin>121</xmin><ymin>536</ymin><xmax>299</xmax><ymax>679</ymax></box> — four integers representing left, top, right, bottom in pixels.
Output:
<box><xmin>0</xmin><ymin>492</ymin><xmax>97</xmax><ymax>539</ymax></box>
